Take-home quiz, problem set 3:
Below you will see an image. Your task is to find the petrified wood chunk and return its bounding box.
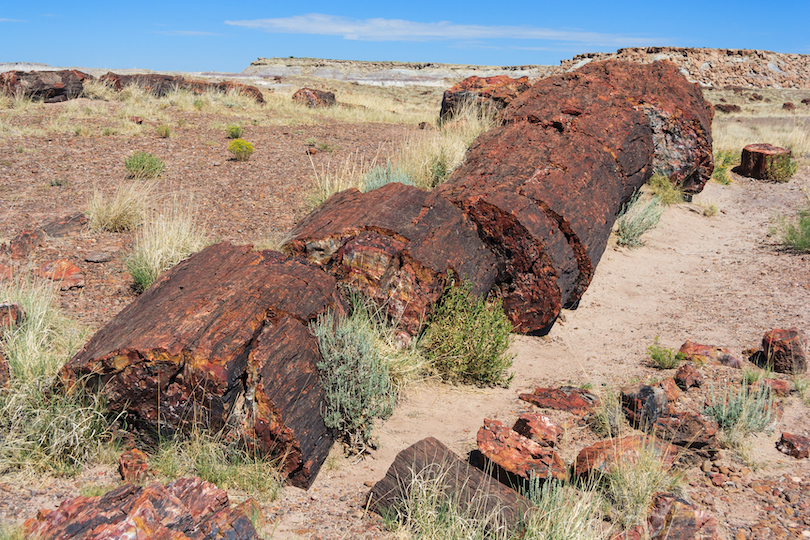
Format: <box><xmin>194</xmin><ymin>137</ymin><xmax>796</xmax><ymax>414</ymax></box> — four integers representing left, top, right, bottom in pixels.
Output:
<box><xmin>98</xmin><ymin>72</ymin><xmax>266</xmax><ymax>104</ymax></box>
<box><xmin>738</xmin><ymin>143</ymin><xmax>793</xmax><ymax>180</ymax></box>
<box><xmin>574</xmin><ymin>435</ymin><xmax>678</xmax><ymax>477</ymax></box>
<box><xmin>519</xmin><ymin>386</ymin><xmax>599</xmax><ymax>416</ymax></box>
<box><xmin>285</xmin><ymin>182</ymin><xmax>498</xmax><ymax>337</ymax></box>
<box><xmin>621</xmin><ymin>383</ymin><xmax>668</xmax><ymax>431</ymax></box>
<box><xmin>679</xmin><ymin>340</ymin><xmax>742</xmax><ymax>368</ymax></box>
<box><xmin>512</xmin><ymin>412</ymin><xmax>563</xmax><ymax>447</ymax></box>
<box><xmin>776</xmin><ymin>432</ymin><xmax>810</xmax><ymax>459</ymax></box>
<box><xmin>0</xmin><ymin>69</ymin><xmax>91</xmax><ymax>103</ymax></box>
<box><xmin>292</xmin><ymin>87</ymin><xmax>336</xmax><ymax>108</ymax></box>
<box><xmin>440</xmin><ymin>75</ymin><xmax>531</xmax><ymax>120</ymax></box>
<box><xmin>647</xmin><ymin>493</ymin><xmax>721</xmax><ymax>540</ymax></box>
<box><xmin>367</xmin><ymin>437</ymin><xmax>533</xmax><ymax>532</ymax></box>
<box><xmin>477</xmin><ymin>419</ymin><xmax>568</xmax><ymax>484</ymax></box>
<box><xmin>24</xmin><ymin>477</ymin><xmax>259</xmax><ymax>540</ymax></box>
<box><xmin>760</xmin><ymin>327</ymin><xmax>808</xmax><ymax>374</ymax></box>
<box><xmin>61</xmin><ymin>242</ymin><xmax>345</xmax><ymax>488</ymax></box>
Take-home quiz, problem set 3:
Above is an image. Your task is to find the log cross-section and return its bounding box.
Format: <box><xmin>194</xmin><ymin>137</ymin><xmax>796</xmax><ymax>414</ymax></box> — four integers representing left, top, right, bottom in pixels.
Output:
<box><xmin>61</xmin><ymin>242</ymin><xmax>346</xmax><ymax>488</ymax></box>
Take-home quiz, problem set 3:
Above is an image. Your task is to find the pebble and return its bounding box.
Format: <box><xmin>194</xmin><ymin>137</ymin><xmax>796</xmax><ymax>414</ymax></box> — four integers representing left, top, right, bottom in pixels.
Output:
<box><xmin>85</xmin><ymin>251</ymin><xmax>113</xmax><ymax>263</ymax></box>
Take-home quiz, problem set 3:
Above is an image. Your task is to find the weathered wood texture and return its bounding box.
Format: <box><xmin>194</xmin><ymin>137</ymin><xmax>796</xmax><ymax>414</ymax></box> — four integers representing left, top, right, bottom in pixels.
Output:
<box><xmin>439</xmin><ymin>75</ymin><xmax>531</xmax><ymax>120</ymax></box>
<box><xmin>367</xmin><ymin>437</ymin><xmax>534</xmax><ymax>532</ymax></box>
<box><xmin>99</xmin><ymin>72</ymin><xmax>266</xmax><ymax>104</ymax></box>
<box><xmin>61</xmin><ymin>242</ymin><xmax>344</xmax><ymax>488</ymax></box>
<box><xmin>24</xmin><ymin>477</ymin><xmax>259</xmax><ymax>540</ymax></box>
<box><xmin>285</xmin><ymin>183</ymin><xmax>498</xmax><ymax>336</ymax></box>
<box><xmin>739</xmin><ymin>143</ymin><xmax>793</xmax><ymax>180</ymax></box>
<box><xmin>0</xmin><ymin>69</ymin><xmax>91</xmax><ymax>102</ymax></box>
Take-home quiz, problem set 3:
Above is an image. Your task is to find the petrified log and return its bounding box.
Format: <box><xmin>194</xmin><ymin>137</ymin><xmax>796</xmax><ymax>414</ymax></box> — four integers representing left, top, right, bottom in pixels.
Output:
<box><xmin>476</xmin><ymin>419</ymin><xmax>568</xmax><ymax>485</ymax></box>
<box><xmin>440</xmin><ymin>75</ymin><xmax>531</xmax><ymax>120</ymax></box>
<box><xmin>61</xmin><ymin>242</ymin><xmax>344</xmax><ymax>488</ymax></box>
<box><xmin>285</xmin><ymin>182</ymin><xmax>498</xmax><ymax>336</ymax></box>
<box><xmin>0</xmin><ymin>69</ymin><xmax>91</xmax><ymax>103</ymax></box>
<box><xmin>738</xmin><ymin>143</ymin><xmax>793</xmax><ymax>180</ymax></box>
<box><xmin>367</xmin><ymin>437</ymin><xmax>533</xmax><ymax>532</ymax></box>
<box><xmin>292</xmin><ymin>87</ymin><xmax>336</xmax><ymax>108</ymax></box>
<box><xmin>24</xmin><ymin>477</ymin><xmax>259</xmax><ymax>540</ymax></box>
<box><xmin>98</xmin><ymin>72</ymin><xmax>266</xmax><ymax>104</ymax></box>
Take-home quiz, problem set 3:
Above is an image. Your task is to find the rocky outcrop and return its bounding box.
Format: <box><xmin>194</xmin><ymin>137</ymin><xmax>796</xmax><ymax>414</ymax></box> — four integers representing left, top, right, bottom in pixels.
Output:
<box><xmin>0</xmin><ymin>69</ymin><xmax>91</xmax><ymax>102</ymax></box>
<box><xmin>439</xmin><ymin>75</ymin><xmax>531</xmax><ymax>120</ymax></box>
<box><xmin>560</xmin><ymin>47</ymin><xmax>810</xmax><ymax>89</ymax></box>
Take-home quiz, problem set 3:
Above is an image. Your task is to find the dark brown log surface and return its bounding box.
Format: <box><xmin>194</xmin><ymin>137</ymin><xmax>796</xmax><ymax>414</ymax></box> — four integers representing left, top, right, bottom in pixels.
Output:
<box><xmin>99</xmin><ymin>72</ymin><xmax>266</xmax><ymax>104</ymax></box>
<box><xmin>286</xmin><ymin>183</ymin><xmax>498</xmax><ymax>336</ymax></box>
<box><xmin>0</xmin><ymin>69</ymin><xmax>91</xmax><ymax>103</ymax></box>
<box><xmin>367</xmin><ymin>437</ymin><xmax>534</xmax><ymax>532</ymax></box>
<box><xmin>739</xmin><ymin>143</ymin><xmax>792</xmax><ymax>180</ymax></box>
<box><xmin>61</xmin><ymin>242</ymin><xmax>344</xmax><ymax>488</ymax></box>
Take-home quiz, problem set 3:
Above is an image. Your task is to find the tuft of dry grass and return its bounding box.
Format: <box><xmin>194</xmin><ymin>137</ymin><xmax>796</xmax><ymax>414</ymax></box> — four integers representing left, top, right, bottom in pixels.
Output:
<box><xmin>86</xmin><ymin>182</ymin><xmax>152</xmax><ymax>232</ymax></box>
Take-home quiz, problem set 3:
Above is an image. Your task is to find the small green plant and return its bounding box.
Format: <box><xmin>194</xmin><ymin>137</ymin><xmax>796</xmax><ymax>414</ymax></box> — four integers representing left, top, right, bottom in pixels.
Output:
<box><xmin>704</xmin><ymin>381</ymin><xmax>774</xmax><ymax>451</ymax></box>
<box><xmin>792</xmin><ymin>375</ymin><xmax>810</xmax><ymax>405</ymax></box>
<box><xmin>700</xmin><ymin>201</ymin><xmax>719</xmax><ymax>217</ymax></box>
<box><xmin>647</xmin><ymin>338</ymin><xmax>685</xmax><ymax>369</ymax></box>
<box><xmin>225</xmin><ymin>124</ymin><xmax>244</xmax><ymax>139</ymax></box>
<box><xmin>711</xmin><ymin>150</ymin><xmax>738</xmax><ymax>185</ymax></box>
<box><xmin>193</xmin><ymin>98</ymin><xmax>204</xmax><ymax>110</ymax></box>
<box><xmin>311</xmin><ymin>307</ymin><xmax>396</xmax><ymax>453</ymax></box>
<box><xmin>773</xmin><ymin>207</ymin><xmax>810</xmax><ymax>252</ymax></box>
<box><xmin>765</xmin><ymin>154</ymin><xmax>799</xmax><ymax>182</ymax></box>
<box><xmin>49</xmin><ymin>178</ymin><xmax>68</xmax><ymax>187</ymax></box>
<box><xmin>420</xmin><ymin>281</ymin><xmax>514</xmax><ymax>386</ymax></box>
<box><xmin>589</xmin><ymin>387</ymin><xmax>624</xmax><ymax>438</ymax></box>
<box><xmin>227</xmin><ymin>138</ymin><xmax>255</xmax><ymax>162</ymax></box>
<box><xmin>428</xmin><ymin>147</ymin><xmax>451</xmax><ymax>187</ymax></box>
<box><xmin>363</xmin><ymin>162</ymin><xmax>414</xmax><ymax>191</ymax></box>
<box><xmin>615</xmin><ymin>192</ymin><xmax>664</xmax><ymax>247</ymax></box>
<box><xmin>124</xmin><ymin>151</ymin><xmax>165</xmax><ymax>179</ymax></box>
<box><xmin>647</xmin><ymin>173</ymin><xmax>685</xmax><ymax>205</ymax></box>
<box><xmin>156</xmin><ymin>124</ymin><xmax>171</xmax><ymax>138</ymax></box>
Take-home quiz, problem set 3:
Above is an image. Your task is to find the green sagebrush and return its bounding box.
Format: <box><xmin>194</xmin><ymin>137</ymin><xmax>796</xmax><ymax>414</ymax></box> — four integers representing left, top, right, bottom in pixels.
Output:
<box><xmin>615</xmin><ymin>192</ymin><xmax>664</xmax><ymax>247</ymax></box>
<box><xmin>124</xmin><ymin>151</ymin><xmax>165</xmax><ymax>179</ymax></box>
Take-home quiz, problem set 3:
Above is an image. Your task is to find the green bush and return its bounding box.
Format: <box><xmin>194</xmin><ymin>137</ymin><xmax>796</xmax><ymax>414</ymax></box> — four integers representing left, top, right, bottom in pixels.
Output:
<box><xmin>227</xmin><ymin>138</ymin><xmax>255</xmax><ymax>162</ymax></box>
<box><xmin>124</xmin><ymin>151</ymin><xmax>165</xmax><ymax>179</ymax></box>
<box><xmin>311</xmin><ymin>308</ymin><xmax>396</xmax><ymax>452</ymax></box>
<box><xmin>704</xmin><ymin>381</ymin><xmax>774</xmax><ymax>435</ymax></box>
<box><xmin>765</xmin><ymin>154</ymin><xmax>799</xmax><ymax>182</ymax></box>
<box><xmin>615</xmin><ymin>192</ymin><xmax>664</xmax><ymax>247</ymax></box>
<box><xmin>647</xmin><ymin>337</ymin><xmax>685</xmax><ymax>369</ymax></box>
<box><xmin>420</xmin><ymin>281</ymin><xmax>513</xmax><ymax>386</ymax></box>
<box><xmin>647</xmin><ymin>174</ymin><xmax>685</xmax><ymax>205</ymax></box>
<box><xmin>156</xmin><ymin>124</ymin><xmax>171</xmax><ymax>138</ymax></box>
<box><xmin>226</xmin><ymin>124</ymin><xmax>244</xmax><ymax>139</ymax></box>
<box><xmin>774</xmin><ymin>207</ymin><xmax>810</xmax><ymax>251</ymax></box>
<box><xmin>711</xmin><ymin>150</ymin><xmax>738</xmax><ymax>185</ymax></box>
<box><xmin>363</xmin><ymin>163</ymin><xmax>414</xmax><ymax>192</ymax></box>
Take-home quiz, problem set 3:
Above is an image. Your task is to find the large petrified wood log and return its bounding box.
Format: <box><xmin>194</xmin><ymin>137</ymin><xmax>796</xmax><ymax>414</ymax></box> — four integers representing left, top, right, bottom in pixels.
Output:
<box><xmin>24</xmin><ymin>477</ymin><xmax>259</xmax><ymax>540</ymax></box>
<box><xmin>285</xmin><ymin>182</ymin><xmax>498</xmax><ymax>336</ymax></box>
<box><xmin>367</xmin><ymin>437</ymin><xmax>534</xmax><ymax>532</ymax></box>
<box><xmin>61</xmin><ymin>242</ymin><xmax>344</xmax><ymax>488</ymax></box>
<box><xmin>0</xmin><ymin>69</ymin><xmax>91</xmax><ymax>102</ymax></box>
<box><xmin>99</xmin><ymin>72</ymin><xmax>266</xmax><ymax>104</ymax></box>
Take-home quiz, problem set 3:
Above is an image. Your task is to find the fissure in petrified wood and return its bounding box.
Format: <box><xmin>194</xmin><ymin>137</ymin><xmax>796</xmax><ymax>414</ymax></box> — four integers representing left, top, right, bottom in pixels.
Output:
<box><xmin>61</xmin><ymin>242</ymin><xmax>345</xmax><ymax>488</ymax></box>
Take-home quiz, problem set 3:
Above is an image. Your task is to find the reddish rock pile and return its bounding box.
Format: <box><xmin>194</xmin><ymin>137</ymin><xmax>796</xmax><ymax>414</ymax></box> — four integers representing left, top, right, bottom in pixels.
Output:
<box><xmin>24</xmin><ymin>477</ymin><xmax>260</xmax><ymax>540</ymax></box>
<box><xmin>439</xmin><ymin>75</ymin><xmax>531</xmax><ymax>120</ymax></box>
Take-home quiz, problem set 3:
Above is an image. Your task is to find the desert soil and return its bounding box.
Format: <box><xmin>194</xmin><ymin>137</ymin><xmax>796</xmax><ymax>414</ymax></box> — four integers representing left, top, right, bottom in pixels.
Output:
<box><xmin>1</xmin><ymin>93</ymin><xmax>809</xmax><ymax>539</ymax></box>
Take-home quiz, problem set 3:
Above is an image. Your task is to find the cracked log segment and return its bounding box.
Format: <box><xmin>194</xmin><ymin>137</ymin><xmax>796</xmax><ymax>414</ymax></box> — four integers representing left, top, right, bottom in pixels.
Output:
<box><xmin>60</xmin><ymin>242</ymin><xmax>345</xmax><ymax>488</ymax></box>
<box><xmin>367</xmin><ymin>437</ymin><xmax>534</xmax><ymax>533</ymax></box>
<box><xmin>435</xmin><ymin>59</ymin><xmax>713</xmax><ymax>332</ymax></box>
<box><xmin>0</xmin><ymin>69</ymin><xmax>91</xmax><ymax>103</ymax></box>
<box><xmin>284</xmin><ymin>182</ymin><xmax>498</xmax><ymax>337</ymax></box>
<box><xmin>99</xmin><ymin>72</ymin><xmax>266</xmax><ymax>104</ymax></box>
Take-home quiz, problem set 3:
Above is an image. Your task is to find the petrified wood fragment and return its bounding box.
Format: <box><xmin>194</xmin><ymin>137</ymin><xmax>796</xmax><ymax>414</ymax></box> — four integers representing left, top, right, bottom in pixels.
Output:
<box><xmin>739</xmin><ymin>143</ymin><xmax>793</xmax><ymax>180</ymax></box>
<box><xmin>519</xmin><ymin>386</ymin><xmax>599</xmax><ymax>416</ymax></box>
<box><xmin>61</xmin><ymin>242</ymin><xmax>344</xmax><ymax>488</ymax></box>
<box><xmin>368</xmin><ymin>437</ymin><xmax>533</xmax><ymax>532</ymax></box>
<box><xmin>285</xmin><ymin>183</ymin><xmax>498</xmax><ymax>336</ymax></box>
<box><xmin>24</xmin><ymin>477</ymin><xmax>259</xmax><ymax>540</ymax></box>
<box><xmin>476</xmin><ymin>419</ymin><xmax>568</xmax><ymax>484</ymax></box>
<box><xmin>439</xmin><ymin>75</ymin><xmax>531</xmax><ymax>120</ymax></box>
<box><xmin>760</xmin><ymin>327</ymin><xmax>808</xmax><ymax>374</ymax></box>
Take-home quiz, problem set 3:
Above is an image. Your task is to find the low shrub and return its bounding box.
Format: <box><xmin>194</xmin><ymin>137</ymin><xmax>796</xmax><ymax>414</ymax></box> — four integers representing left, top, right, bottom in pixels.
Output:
<box><xmin>711</xmin><ymin>150</ymin><xmax>738</xmax><ymax>185</ymax></box>
<box><xmin>225</xmin><ymin>124</ymin><xmax>244</xmax><ymax>139</ymax></box>
<box><xmin>773</xmin><ymin>207</ymin><xmax>810</xmax><ymax>251</ymax></box>
<box><xmin>124</xmin><ymin>151</ymin><xmax>165</xmax><ymax>179</ymax></box>
<box><xmin>647</xmin><ymin>173</ymin><xmax>685</xmax><ymax>205</ymax></box>
<box><xmin>363</xmin><ymin>162</ymin><xmax>414</xmax><ymax>191</ymax></box>
<box><xmin>647</xmin><ymin>337</ymin><xmax>685</xmax><ymax>369</ymax></box>
<box><xmin>589</xmin><ymin>387</ymin><xmax>624</xmax><ymax>438</ymax></box>
<box><xmin>420</xmin><ymin>281</ymin><xmax>513</xmax><ymax>386</ymax></box>
<box><xmin>615</xmin><ymin>192</ymin><xmax>664</xmax><ymax>247</ymax></box>
<box><xmin>156</xmin><ymin>124</ymin><xmax>171</xmax><ymax>138</ymax></box>
<box><xmin>311</xmin><ymin>307</ymin><xmax>396</xmax><ymax>453</ymax></box>
<box><xmin>766</xmin><ymin>155</ymin><xmax>799</xmax><ymax>182</ymax></box>
<box><xmin>704</xmin><ymin>381</ymin><xmax>774</xmax><ymax>437</ymax></box>
<box><xmin>227</xmin><ymin>138</ymin><xmax>254</xmax><ymax>162</ymax></box>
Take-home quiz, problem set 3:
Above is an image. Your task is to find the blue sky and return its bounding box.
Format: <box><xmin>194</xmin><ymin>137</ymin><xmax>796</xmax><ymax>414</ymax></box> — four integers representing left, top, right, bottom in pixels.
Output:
<box><xmin>2</xmin><ymin>1</ymin><xmax>808</xmax><ymax>72</ymax></box>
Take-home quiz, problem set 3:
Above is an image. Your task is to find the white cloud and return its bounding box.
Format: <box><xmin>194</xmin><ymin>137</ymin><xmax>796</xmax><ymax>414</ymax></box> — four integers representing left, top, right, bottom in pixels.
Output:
<box><xmin>0</xmin><ymin>18</ymin><xmax>25</xmax><ymax>22</ymax></box>
<box><xmin>224</xmin><ymin>13</ymin><xmax>656</xmax><ymax>46</ymax></box>
<box><xmin>154</xmin><ymin>30</ymin><xmax>220</xmax><ymax>37</ymax></box>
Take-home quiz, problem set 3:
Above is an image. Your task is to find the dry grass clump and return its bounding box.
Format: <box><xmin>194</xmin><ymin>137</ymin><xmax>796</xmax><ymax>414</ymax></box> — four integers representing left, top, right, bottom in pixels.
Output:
<box><xmin>125</xmin><ymin>198</ymin><xmax>208</xmax><ymax>292</ymax></box>
<box><xmin>713</xmin><ymin>119</ymin><xmax>810</xmax><ymax>159</ymax></box>
<box><xmin>306</xmin><ymin>152</ymin><xmax>372</xmax><ymax>209</ymax></box>
<box><xmin>86</xmin><ymin>182</ymin><xmax>151</xmax><ymax>232</ymax></box>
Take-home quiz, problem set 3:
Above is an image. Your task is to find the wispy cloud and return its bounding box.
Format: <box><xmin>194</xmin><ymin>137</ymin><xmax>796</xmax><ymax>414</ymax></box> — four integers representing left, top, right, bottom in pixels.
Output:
<box><xmin>154</xmin><ymin>30</ymin><xmax>220</xmax><ymax>37</ymax></box>
<box><xmin>0</xmin><ymin>18</ymin><xmax>25</xmax><ymax>22</ymax></box>
<box><xmin>225</xmin><ymin>13</ymin><xmax>656</xmax><ymax>46</ymax></box>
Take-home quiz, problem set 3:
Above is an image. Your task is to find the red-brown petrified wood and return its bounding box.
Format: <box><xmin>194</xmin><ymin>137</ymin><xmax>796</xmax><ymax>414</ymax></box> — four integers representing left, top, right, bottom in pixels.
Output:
<box><xmin>439</xmin><ymin>75</ymin><xmax>531</xmax><ymax>120</ymax></box>
<box><xmin>61</xmin><ymin>242</ymin><xmax>345</xmax><ymax>488</ymax></box>
<box><xmin>367</xmin><ymin>437</ymin><xmax>534</xmax><ymax>533</ymax></box>
<box><xmin>285</xmin><ymin>182</ymin><xmax>498</xmax><ymax>336</ymax></box>
<box><xmin>738</xmin><ymin>143</ymin><xmax>792</xmax><ymax>180</ymax></box>
<box><xmin>99</xmin><ymin>72</ymin><xmax>266</xmax><ymax>104</ymax></box>
<box><xmin>0</xmin><ymin>69</ymin><xmax>91</xmax><ymax>102</ymax></box>
<box><xmin>476</xmin><ymin>419</ymin><xmax>568</xmax><ymax>483</ymax></box>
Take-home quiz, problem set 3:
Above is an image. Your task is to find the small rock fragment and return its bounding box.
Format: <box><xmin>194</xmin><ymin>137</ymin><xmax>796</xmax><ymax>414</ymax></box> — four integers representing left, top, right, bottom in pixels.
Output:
<box><xmin>776</xmin><ymin>433</ymin><xmax>810</xmax><ymax>459</ymax></box>
<box><xmin>118</xmin><ymin>448</ymin><xmax>149</xmax><ymax>483</ymax></box>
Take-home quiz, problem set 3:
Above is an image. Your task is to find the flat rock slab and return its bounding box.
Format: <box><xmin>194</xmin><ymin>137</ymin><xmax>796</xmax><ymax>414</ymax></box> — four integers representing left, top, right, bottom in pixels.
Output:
<box><xmin>679</xmin><ymin>340</ymin><xmax>742</xmax><ymax>368</ymax></box>
<box><xmin>61</xmin><ymin>242</ymin><xmax>345</xmax><ymax>488</ymax></box>
<box><xmin>519</xmin><ymin>386</ymin><xmax>599</xmax><ymax>416</ymax></box>
<box><xmin>24</xmin><ymin>477</ymin><xmax>259</xmax><ymax>540</ymax></box>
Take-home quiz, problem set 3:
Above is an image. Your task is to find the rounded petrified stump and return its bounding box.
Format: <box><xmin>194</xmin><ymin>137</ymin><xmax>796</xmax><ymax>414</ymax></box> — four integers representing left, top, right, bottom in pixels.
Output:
<box><xmin>738</xmin><ymin>143</ymin><xmax>793</xmax><ymax>181</ymax></box>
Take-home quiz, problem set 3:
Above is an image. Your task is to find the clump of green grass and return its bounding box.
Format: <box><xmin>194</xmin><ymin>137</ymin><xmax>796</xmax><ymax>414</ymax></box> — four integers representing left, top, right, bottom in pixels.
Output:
<box><xmin>771</xmin><ymin>183</ymin><xmax>810</xmax><ymax>252</ymax></box>
<box><xmin>704</xmin><ymin>381</ymin><xmax>775</xmax><ymax>452</ymax></box>
<box><xmin>0</xmin><ymin>280</ymin><xmax>116</xmax><ymax>475</ymax></box>
<box><xmin>124</xmin><ymin>151</ymin><xmax>165</xmax><ymax>179</ymax></box>
<box><xmin>765</xmin><ymin>154</ymin><xmax>799</xmax><ymax>182</ymax></box>
<box><xmin>711</xmin><ymin>150</ymin><xmax>739</xmax><ymax>185</ymax></box>
<box><xmin>589</xmin><ymin>387</ymin><xmax>623</xmax><ymax>438</ymax></box>
<box><xmin>420</xmin><ymin>281</ymin><xmax>513</xmax><ymax>387</ymax></box>
<box><xmin>226</xmin><ymin>124</ymin><xmax>244</xmax><ymax>139</ymax></box>
<box><xmin>86</xmin><ymin>182</ymin><xmax>151</xmax><ymax>232</ymax></box>
<box><xmin>156</xmin><ymin>124</ymin><xmax>171</xmax><ymax>138</ymax></box>
<box><xmin>615</xmin><ymin>192</ymin><xmax>664</xmax><ymax>247</ymax></box>
<box><xmin>152</xmin><ymin>430</ymin><xmax>281</xmax><ymax>501</ymax></box>
<box><xmin>311</xmin><ymin>305</ymin><xmax>396</xmax><ymax>453</ymax></box>
<box><xmin>363</xmin><ymin>162</ymin><xmax>414</xmax><ymax>191</ymax></box>
<box><xmin>227</xmin><ymin>138</ymin><xmax>255</xmax><ymax>161</ymax></box>
<box><xmin>647</xmin><ymin>337</ymin><xmax>685</xmax><ymax>369</ymax></box>
<box><xmin>647</xmin><ymin>174</ymin><xmax>685</xmax><ymax>205</ymax></box>
<box><xmin>125</xmin><ymin>202</ymin><xmax>208</xmax><ymax>292</ymax></box>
